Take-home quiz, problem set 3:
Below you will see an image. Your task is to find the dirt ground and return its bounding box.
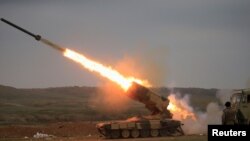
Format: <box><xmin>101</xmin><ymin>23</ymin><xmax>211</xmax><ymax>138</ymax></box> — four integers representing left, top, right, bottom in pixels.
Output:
<box><xmin>0</xmin><ymin>121</ymin><xmax>207</xmax><ymax>141</ymax></box>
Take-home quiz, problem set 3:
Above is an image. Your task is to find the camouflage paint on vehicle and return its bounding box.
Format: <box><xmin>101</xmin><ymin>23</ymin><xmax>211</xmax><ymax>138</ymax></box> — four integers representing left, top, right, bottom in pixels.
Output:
<box><xmin>96</xmin><ymin>82</ymin><xmax>184</xmax><ymax>139</ymax></box>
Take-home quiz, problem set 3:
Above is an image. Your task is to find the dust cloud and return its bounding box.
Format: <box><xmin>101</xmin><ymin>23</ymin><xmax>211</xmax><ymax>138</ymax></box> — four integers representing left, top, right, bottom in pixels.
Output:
<box><xmin>170</xmin><ymin>89</ymin><xmax>233</xmax><ymax>135</ymax></box>
<box><xmin>88</xmin><ymin>81</ymin><xmax>130</xmax><ymax>115</ymax></box>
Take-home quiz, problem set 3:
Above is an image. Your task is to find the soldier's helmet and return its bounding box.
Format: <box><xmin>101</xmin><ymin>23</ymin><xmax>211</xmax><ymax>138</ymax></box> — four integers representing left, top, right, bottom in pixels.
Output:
<box><xmin>225</xmin><ymin>101</ymin><xmax>231</xmax><ymax>107</ymax></box>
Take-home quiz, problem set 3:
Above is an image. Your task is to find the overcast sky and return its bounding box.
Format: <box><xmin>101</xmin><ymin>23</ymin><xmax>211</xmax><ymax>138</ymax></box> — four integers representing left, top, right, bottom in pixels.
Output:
<box><xmin>0</xmin><ymin>0</ymin><xmax>249</xmax><ymax>89</ymax></box>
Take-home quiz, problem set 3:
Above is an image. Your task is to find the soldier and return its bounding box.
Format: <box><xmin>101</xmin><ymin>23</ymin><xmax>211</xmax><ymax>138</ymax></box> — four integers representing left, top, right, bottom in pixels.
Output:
<box><xmin>222</xmin><ymin>101</ymin><xmax>237</xmax><ymax>125</ymax></box>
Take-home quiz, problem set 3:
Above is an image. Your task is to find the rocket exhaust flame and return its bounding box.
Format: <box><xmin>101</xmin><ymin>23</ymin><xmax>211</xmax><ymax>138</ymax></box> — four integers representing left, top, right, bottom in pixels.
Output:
<box><xmin>63</xmin><ymin>49</ymin><xmax>150</xmax><ymax>91</ymax></box>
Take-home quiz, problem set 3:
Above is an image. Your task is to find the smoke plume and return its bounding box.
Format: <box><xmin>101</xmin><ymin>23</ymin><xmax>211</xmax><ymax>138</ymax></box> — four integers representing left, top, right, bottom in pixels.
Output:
<box><xmin>216</xmin><ymin>89</ymin><xmax>233</xmax><ymax>104</ymax></box>
<box><xmin>168</xmin><ymin>90</ymin><xmax>229</xmax><ymax>135</ymax></box>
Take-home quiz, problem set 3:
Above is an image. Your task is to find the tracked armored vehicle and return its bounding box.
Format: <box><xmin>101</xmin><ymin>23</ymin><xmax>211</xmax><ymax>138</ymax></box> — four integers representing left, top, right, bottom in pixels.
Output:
<box><xmin>96</xmin><ymin>82</ymin><xmax>184</xmax><ymax>138</ymax></box>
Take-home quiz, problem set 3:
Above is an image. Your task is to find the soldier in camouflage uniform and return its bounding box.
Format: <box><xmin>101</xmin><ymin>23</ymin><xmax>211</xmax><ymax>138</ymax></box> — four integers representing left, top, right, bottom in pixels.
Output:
<box><xmin>222</xmin><ymin>101</ymin><xmax>237</xmax><ymax>125</ymax></box>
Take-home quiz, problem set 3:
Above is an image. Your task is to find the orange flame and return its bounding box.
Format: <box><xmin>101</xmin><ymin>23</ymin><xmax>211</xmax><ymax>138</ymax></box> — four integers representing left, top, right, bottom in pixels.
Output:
<box><xmin>167</xmin><ymin>94</ymin><xmax>197</xmax><ymax>120</ymax></box>
<box><xmin>63</xmin><ymin>49</ymin><xmax>196</xmax><ymax>120</ymax></box>
<box><xmin>63</xmin><ymin>49</ymin><xmax>150</xmax><ymax>91</ymax></box>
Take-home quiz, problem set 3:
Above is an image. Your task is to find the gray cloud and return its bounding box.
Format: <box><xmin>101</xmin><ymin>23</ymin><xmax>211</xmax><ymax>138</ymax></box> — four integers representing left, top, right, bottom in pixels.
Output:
<box><xmin>0</xmin><ymin>0</ymin><xmax>249</xmax><ymax>88</ymax></box>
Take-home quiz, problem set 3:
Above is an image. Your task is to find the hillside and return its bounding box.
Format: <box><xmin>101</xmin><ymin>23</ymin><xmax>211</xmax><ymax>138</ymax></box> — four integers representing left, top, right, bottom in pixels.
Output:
<box><xmin>0</xmin><ymin>85</ymin><xmax>218</xmax><ymax>125</ymax></box>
